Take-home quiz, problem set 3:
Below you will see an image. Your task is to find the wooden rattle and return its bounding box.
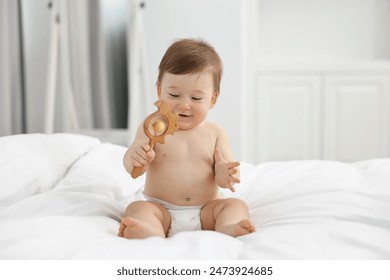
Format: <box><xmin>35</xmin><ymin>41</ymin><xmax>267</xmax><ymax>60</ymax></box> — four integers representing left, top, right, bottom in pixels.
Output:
<box><xmin>131</xmin><ymin>100</ymin><xmax>178</xmax><ymax>178</ymax></box>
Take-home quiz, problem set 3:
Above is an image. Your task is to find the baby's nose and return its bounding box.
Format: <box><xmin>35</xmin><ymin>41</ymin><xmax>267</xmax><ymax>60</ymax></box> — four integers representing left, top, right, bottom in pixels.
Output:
<box><xmin>177</xmin><ymin>100</ymin><xmax>190</xmax><ymax>110</ymax></box>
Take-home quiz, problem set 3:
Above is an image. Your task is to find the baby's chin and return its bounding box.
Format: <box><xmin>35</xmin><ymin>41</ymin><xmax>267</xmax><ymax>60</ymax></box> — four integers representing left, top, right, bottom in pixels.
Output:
<box><xmin>177</xmin><ymin>119</ymin><xmax>197</xmax><ymax>130</ymax></box>
<box><xmin>177</xmin><ymin>120</ymin><xmax>205</xmax><ymax>130</ymax></box>
<box><xmin>178</xmin><ymin>124</ymin><xmax>195</xmax><ymax>130</ymax></box>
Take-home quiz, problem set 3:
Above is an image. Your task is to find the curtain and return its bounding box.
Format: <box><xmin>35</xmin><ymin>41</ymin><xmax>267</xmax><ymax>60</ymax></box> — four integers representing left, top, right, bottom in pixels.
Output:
<box><xmin>18</xmin><ymin>0</ymin><xmax>128</xmax><ymax>135</ymax></box>
<box><xmin>0</xmin><ymin>0</ymin><xmax>24</xmax><ymax>136</ymax></box>
<box><xmin>128</xmin><ymin>0</ymin><xmax>152</xmax><ymax>140</ymax></box>
<box><xmin>44</xmin><ymin>0</ymin><xmax>129</xmax><ymax>133</ymax></box>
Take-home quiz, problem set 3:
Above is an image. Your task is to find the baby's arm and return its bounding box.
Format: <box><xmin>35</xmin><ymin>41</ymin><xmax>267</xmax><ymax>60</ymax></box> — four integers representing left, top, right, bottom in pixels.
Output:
<box><xmin>214</xmin><ymin>127</ymin><xmax>240</xmax><ymax>192</ymax></box>
<box><xmin>123</xmin><ymin>123</ymin><xmax>155</xmax><ymax>178</ymax></box>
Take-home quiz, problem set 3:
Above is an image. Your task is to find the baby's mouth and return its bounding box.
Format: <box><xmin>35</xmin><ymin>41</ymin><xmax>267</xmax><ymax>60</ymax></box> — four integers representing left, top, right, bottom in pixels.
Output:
<box><xmin>178</xmin><ymin>114</ymin><xmax>190</xmax><ymax>118</ymax></box>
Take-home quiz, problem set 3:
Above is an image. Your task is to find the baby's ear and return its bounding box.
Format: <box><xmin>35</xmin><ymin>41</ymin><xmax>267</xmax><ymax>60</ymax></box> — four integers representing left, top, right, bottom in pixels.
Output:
<box><xmin>210</xmin><ymin>92</ymin><xmax>219</xmax><ymax>108</ymax></box>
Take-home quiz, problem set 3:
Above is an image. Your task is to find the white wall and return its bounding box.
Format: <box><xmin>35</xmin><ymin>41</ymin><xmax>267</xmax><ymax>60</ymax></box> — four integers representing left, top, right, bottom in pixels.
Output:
<box><xmin>255</xmin><ymin>0</ymin><xmax>390</xmax><ymax>64</ymax></box>
<box><xmin>142</xmin><ymin>0</ymin><xmax>245</xmax><ymax>158</ymax></box>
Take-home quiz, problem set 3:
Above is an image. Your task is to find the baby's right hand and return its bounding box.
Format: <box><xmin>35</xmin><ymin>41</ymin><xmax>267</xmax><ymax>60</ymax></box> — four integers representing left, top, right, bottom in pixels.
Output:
<box><xmin>130</xmin><ymin>143</ymin><xmax>155</xmax><ymax>168</ymax></box>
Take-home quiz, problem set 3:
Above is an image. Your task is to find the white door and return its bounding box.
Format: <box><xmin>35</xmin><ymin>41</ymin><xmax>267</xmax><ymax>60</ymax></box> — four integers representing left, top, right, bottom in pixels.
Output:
<box><xmin>255</xmin><ymin>74</ymin><xmax>321</xmax><ymax>162</ymax></box>
<box><xmin>324</xmin><ymin>73</ymin><xmax>390</xmax><ymax>161</ymax></box>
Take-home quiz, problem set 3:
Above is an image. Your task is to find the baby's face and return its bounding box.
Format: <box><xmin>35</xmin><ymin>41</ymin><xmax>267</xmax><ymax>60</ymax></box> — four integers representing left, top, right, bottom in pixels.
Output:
<box><xmin>158</xmin><ymin>70</ymin><xmax>218</xmax><ymax>130</ymax></box>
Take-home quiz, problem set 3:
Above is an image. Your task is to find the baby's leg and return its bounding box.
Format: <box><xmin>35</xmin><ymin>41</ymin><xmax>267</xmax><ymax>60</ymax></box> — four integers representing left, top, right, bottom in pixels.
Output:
<box><xmin>201</xmin><ymin>198</ymin><xmax>255</xmax><ymax>237</ymax></box>
<box><xmin>118</xmin><ymin>201</ymin><xmax>171</xmax><ymax>239</ymax></box>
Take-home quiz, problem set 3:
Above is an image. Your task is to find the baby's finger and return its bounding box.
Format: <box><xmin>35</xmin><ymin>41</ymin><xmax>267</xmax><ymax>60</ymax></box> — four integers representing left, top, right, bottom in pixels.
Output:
<box><xmin>227</xmin><ymin>161</ymin><xmax>240</xmax><ymax>169</ymax></box>
<box><xmin>146</xmin><ymin>149</ymin><xmax>155</xmax><ymax>160</ymax></box>
<box><xmin>230</xmin><ymin>175</ymin><xmax>241</xmax><ymax>184</ymax></box>
<box><xmin>227</xmin><ymin>183</ymin><xmax>236</xmax><ymax>192</ymax></box>
<box><xmin>229</xmin><ymin>168</ymin><xmax>238</xmax><ymax>175</ymax></box>
<box><xmin>132</xmin><ymin>155</ymin><xmax>146</xmax><ymax>167</ymax></box>
<box><xmin>132</xmin><ymin>160</ymin><xmax>143</xmax><ymax>168</ymax></box>
<box><xmin>133</xmin><ymin>150</ymin><xmax>148</xmax><ymax>165</ymax></box>
<box><xmin>141</xmin><ymin>143</ymin><xmax>151</xmax><ymax>152</ymax></box>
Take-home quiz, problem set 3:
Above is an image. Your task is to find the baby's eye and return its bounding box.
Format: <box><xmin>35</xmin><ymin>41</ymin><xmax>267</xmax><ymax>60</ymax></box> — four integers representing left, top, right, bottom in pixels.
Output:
<box><xmin>192</xmin><ymin>97</ymin><xmax>202</xmax><ymax>101</ymax></box>
<box><xmin>169</xmin><ymin>93</ymin><xmax>180</xmax><ymax>98</ymax></box>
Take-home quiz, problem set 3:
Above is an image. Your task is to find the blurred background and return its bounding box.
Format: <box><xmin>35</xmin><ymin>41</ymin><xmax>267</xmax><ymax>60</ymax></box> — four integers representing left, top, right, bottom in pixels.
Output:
<box><xmin>1</xmin><ymin>0</ymin><xmax>390</xmax><ymax>164</ymax></box>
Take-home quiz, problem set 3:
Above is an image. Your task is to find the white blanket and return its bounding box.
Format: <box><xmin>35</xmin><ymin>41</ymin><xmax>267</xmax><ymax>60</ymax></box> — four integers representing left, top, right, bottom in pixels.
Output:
<box><xmin>0</xmin><ymin>133</ymin><xmax>389</xmax><ymax>259</ymax></box>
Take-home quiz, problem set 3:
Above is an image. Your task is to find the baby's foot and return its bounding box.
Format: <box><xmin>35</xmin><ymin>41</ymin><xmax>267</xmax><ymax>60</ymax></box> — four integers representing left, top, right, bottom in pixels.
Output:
<box><xmin>118</xmin><ymin>217</ymin><xmax>165</xmax><ymax>239</ymax></box>
<box><xmin>220</xmin><ymin>219</ymin><xmax>256</xmax><ymax>237</ymax></box>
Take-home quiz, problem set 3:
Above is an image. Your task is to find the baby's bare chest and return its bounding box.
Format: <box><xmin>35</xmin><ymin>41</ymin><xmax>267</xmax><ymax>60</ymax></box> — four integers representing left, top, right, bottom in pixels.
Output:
<box><xmin>154</xmin><ymin>130</ymin><xmax>216</xmax><ymax>163</ymax></box>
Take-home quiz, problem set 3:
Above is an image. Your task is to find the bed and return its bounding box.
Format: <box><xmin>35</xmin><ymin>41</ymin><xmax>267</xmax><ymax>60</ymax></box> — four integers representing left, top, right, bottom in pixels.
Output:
<box><xmin>0</xmin><ymin>133</ymin><xmax>389</xmax><ymax>259</ymax></box>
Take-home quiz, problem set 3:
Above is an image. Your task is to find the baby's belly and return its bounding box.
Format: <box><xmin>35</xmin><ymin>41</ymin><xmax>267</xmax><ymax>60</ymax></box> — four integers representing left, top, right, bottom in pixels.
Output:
<box><xmin>144</xmin><ymin>162</ymin><xmax>218</xmax><ymax>206</ymax></box>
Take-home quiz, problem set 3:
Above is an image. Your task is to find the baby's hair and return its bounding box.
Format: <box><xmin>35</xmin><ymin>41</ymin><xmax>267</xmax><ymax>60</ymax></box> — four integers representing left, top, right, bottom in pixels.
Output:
<box><xmin>157</xmin><ymin>38</ymin><xmax>223</xmax><ymax>93</ymax></box>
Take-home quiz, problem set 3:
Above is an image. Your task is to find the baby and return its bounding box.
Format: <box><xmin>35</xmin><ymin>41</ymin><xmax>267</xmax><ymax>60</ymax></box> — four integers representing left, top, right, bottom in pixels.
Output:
<box><xmin>118</xmin><ymin>39</ymin><xmax>255</xmax><ymax>239</ymax></box>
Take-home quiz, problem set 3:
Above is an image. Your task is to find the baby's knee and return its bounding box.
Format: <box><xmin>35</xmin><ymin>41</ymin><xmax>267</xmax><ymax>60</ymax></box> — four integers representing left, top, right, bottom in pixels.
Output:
<box><xmin>127</xmin><ymin>200</ymin><xmax>150</xmax><ymax>208</ymax></box>
<box><xmin>126</xmin><ymin>200</ymin><xmax>160</xmax><ymax>214</ymax></box>
<box><xmin>223</xmin><ymin>198</ymin><xmax>248</xmax><ymax>210</ymax></box>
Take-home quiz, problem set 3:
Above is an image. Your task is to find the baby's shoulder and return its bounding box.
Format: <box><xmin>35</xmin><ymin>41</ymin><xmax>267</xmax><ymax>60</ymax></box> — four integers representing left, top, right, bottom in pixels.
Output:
<box><xmin>199</xmin><ymin>123</ymin><xmax>228</xmax><ymax>143</ymax></box>
<box><xmin>201</xmin><ymin>122</ymin><xmax>224</xmax><ymax>134</ymax></box>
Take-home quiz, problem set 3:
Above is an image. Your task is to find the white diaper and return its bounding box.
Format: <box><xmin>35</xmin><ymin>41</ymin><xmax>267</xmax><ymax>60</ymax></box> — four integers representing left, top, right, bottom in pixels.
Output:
<box><xmin>144</xmin><ymin>194</ymin><xmax>202</xmax><ymax>237</ymax></box>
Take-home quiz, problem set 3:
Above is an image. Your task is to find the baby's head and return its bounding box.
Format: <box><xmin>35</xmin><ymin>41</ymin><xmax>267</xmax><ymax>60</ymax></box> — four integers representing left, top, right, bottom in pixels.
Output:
<box><xmin>157</xmin><ymin>39</ymin><xmax>223</xmax><ymax>95</ymax></box>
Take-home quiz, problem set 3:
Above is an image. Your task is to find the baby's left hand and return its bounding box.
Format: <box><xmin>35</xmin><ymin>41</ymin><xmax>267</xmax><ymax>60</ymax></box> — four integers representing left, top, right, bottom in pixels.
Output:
<box><xmin>214</xmin><ymin>148</ymin><xmax>241</xmax><ymax>192</ymax></box>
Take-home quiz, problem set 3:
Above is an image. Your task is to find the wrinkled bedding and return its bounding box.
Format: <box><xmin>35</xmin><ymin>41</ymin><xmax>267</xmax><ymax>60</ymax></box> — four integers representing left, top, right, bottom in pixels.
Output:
<box><xmin>0</xmin><ymin>133</ymin><xmax>389</xmax><ymax>259</ymax></box>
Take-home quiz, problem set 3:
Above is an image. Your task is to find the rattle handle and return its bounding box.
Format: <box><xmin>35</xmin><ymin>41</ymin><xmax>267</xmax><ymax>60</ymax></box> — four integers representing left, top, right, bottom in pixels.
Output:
<box><xmin>131</xmin><ymin>139</ymin><xmax>155</xmax><ymax>178</ymax></box>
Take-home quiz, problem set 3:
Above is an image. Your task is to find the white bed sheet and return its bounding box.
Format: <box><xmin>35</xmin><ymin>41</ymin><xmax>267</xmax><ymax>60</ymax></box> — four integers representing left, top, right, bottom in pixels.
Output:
<box><xmin>0</xmin><ymin>133</ymin><xmax>389</xmax><ymax>259</ymax></box>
